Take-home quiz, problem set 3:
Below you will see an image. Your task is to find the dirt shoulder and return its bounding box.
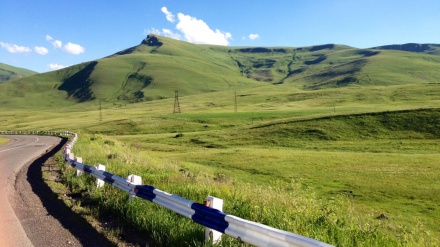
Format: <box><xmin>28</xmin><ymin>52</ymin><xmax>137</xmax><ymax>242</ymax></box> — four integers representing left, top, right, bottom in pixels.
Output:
<box><xmin>8</xmin><ymin>138</ymin><xmax>115</xmax><ymax>247</ymax></box>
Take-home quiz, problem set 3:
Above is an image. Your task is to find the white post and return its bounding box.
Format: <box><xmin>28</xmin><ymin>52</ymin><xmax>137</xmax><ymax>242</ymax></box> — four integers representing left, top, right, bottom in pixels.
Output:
<box><xmin>205</xmin><ymin>196</ymin><xmax>223</xmax><ymax>244</ymax></box>
<box><xmin>96</xmin><ymin>164</ymin><xmax>106</xmax><ymax>188</ymax></box>
<box><xmin>75</xmin><ymin>157</ymin><xmax>83</xmax><ymax>176</ymax></box>
<box><xmin>126</xmin><ymin>174</ymin><xmax>142</xmax><ymax>201</ymax></box>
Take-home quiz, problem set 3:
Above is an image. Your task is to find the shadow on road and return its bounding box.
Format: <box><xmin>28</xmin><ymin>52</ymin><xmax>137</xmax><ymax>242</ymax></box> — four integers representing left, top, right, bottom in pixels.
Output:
<box><xmin>26</xmin><ymin>137</ymin><xmax>116</xmax><ymax>247</ymax></box>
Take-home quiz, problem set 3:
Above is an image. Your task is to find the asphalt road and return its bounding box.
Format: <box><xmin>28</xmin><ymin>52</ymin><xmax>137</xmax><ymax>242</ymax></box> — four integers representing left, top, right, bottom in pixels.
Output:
<box><xmin>0</xmin><ymin>135</ymin><xmax>118</xmax><ymax>247</ymax></box>
<box><xmin>0</xmin><ymin>135</ymin><xmax>60</xmax><ymax>247</ymax></box>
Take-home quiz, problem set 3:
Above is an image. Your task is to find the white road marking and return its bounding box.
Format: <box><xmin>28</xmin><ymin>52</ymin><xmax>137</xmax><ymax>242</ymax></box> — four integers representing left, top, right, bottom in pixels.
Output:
<box><xmin>0</xmin><ymin>137</ymin><xmax>40</xmax><ymax>153</ymax></box>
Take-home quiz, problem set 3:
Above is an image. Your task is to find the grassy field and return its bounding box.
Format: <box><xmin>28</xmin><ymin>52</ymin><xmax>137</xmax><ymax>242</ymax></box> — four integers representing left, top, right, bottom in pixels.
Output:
<box><xmin>1</xmin><ymin>81</ymin><xmax>439</xmax><ymax>246</ymax></box>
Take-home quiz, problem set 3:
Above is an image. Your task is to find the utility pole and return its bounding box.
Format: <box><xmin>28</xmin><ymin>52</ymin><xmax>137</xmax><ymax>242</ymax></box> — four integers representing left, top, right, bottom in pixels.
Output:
<box><xmin>173</xmin><ymin>90</ymin><xmax>181</xmax><ymax>114</ymax></box>
<box><xmin>99</xmin><ymin>99</ymin><xmax>103</xmax><ymax>121</ymax></box>
<box><xmin>234</xmin><ymin>90</ymin><xmax>237</xmax><ymax>112</ymax></box>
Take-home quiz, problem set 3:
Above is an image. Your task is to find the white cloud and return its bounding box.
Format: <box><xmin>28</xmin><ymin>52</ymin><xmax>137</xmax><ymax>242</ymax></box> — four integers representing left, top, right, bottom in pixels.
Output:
<box><xmin>144</xmin><ymin>28</ymin><xmax>161</xmax><ymax>36</ymax></box>
<box><xmin>154</xmin><ymin>7</ymin><xmax>232</xmax><ymax>46</ymax></box>
<box><xmin>161</xmin><ymin>6</ymin><xmax>175</xmax><ymax>23</ymax></box>
<box><xmin>48</xmin><ymin>63</ymin><xmax>66</xmax><ymax>70</ymax></box>
<box><xmin>52</xmin><ymin>40</ymin><xmax>62</xmax><ymax>48</ymax></box>
<box><xmin>175</xmin><ymin>13</ymin><xmax>232</xmax><ymax>46</ymax></box>
<box><xmin>63</xmin><ymin>42</ymin><xmax>85</xmax><ymax>55</ymax></box>
<box><xmin>162</xmin><ymin>29</ymin><xmax>181</xmax><ymax>40</ymax></box>
<box><xmin>249</xmin><ymin>33</ymin><xmax>260</xmax><ymax>40</ymax></box>
<box><xmin>144</xmin><ymin>28</ymin><xmax>181</xmax><ymax>40</ymax></box>
<box><xmin>0</xmin><ymin>42</ymin><xmax>32</xmax><ymax>53</ymax></box>
<box><xmin>46</xmin><ymin>35</ymin><xmax>62</xmax><ymax>48</ymax></box>
<box><xmin>46</xmin><ymin>36</ymin><xmax>84</xmax><ymax>54</ymax></box>
<box><xmin>34</xmin><ymin>46</ymin><xmax>49</xmax><ymax>55</ymax></box>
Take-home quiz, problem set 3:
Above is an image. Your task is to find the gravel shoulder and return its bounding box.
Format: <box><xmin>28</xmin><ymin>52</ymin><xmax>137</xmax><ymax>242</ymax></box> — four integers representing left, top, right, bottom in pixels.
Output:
<box><xmin>8</xmin><ymin>138</ymin><xmax>115</xmax><ymax>247</ymax></box>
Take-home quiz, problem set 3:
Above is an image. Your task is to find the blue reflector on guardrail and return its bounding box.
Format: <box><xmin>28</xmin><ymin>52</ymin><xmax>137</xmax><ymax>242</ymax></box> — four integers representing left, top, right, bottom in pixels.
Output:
<box><xmin>191</xmin><ymin>203</ymin><xmax>229</xmax><ymax>233</ymax></box>
<box><xmin>135</xmin><ymin>185</ymin><xmax>157</xmax><ymax>201</ymax></box>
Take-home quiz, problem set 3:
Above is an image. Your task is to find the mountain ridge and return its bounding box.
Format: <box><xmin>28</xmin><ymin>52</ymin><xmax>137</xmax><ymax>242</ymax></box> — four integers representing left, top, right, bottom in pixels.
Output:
<box><xmin>371</xmin><ymin>43</ymin><xmax>440</xmax><ymax>55</ymax></box>
<box><xmin>0</xmin><ymin>62</ymin><xmax>37</xmax><ymax>83</ymax></box>
<box><xmin>1</xmin><ymin>35</ymin><xmax>440</xmax><ymax>109</ymax></box>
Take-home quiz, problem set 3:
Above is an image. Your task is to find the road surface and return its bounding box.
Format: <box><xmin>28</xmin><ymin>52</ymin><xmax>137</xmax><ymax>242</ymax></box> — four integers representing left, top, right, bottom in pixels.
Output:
<box><xmin>0</xmin><ymin>135</ymin><xmax>59</xmax><ymax>247</ymax></box>
<box><xmin>0</xmin><ymin>135</ymin><xmax>116</xmax><ymax>247</ymax></box>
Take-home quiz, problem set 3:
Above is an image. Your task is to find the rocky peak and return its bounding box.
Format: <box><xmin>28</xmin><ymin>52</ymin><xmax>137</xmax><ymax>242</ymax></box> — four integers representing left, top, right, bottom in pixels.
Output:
<box><xmin>141</xmin><ymin>35</ymin><xmax>163</xmax><ymax>47</ymax></box>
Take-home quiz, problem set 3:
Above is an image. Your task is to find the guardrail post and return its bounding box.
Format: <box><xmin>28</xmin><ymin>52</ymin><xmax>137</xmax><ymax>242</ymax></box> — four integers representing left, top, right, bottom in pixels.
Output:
<box><xmin>96</xmin><ymin>164</ymin><xmax>106</xmax><ymax>188</ymax></box>
<box><xmin>126</xmin><ymin>174</ymin><xmax>142</xmax><ymax>201</ymax></box>
<box><xmin>75</xmin><ymin>157</ymin><xmax>83</xmax><ymax>176</ymax></box>
<box><xmin>204</xmin><ymin>196</ymin><xmax>224</xmax><ymax>244</ymax></box>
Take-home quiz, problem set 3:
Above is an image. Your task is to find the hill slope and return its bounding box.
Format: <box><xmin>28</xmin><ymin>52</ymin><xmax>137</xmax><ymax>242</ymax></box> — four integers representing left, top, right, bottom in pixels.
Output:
<box><xmin>371</xmin><ymin>43</ymin><xmax>440</xmax><ymax>55</ymax></box>
<box><xmin>1</xmin><ymin>35</ymin><xmax>440</xmax><ymax>109</ymax></box>
<box><xmin>0</xmin><ymin>35</ymin><xmax>261</xmax><ymax>108</ymax></box>
<box><xmin>229</xmin><ymin>43</ymin><xmax>440</xmax><ymax>88</ymax></box>
<box><xmin>0</xmin><ymin>62</ymin><xmax>37</xmax><ymax>83</ymax></box>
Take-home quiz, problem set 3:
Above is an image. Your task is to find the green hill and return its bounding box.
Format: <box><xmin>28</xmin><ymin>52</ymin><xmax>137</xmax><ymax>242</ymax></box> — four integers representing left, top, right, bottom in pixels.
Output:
<box><xmin>0</xmin><ymin>62</ymin><xmax>37</xmax><ymax>83</ymax></box>
<box><xmin>230</xmin><ymin>43</ymin><xmax>440</xmax><ymax>88</ymax></box>
<box><xmin>372</xmin><ymin>43</ymin><xmax>440</xmax><ymax>55</ymax></box>
<box><xmin>1</xmin><ymin>35</ymin><xmax>440</xmax><ymax>109</ymax></box>
<box><xmin>0</xmin><ymin>35</ymin><xmax>261</xmax><ymax>108</ymax></box>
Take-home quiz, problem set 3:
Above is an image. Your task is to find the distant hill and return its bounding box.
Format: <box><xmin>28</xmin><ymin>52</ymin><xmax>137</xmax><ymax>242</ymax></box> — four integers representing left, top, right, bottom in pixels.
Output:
<box><xmin>0</xmin><ymin>62</ymin><xmax>37</xmax><ymax>83</ymax></box>
<box><xmin>230</xmin><ymin>42</ymin><xmax>440</xmax><ymax>89</ymax></box>
<box><xmin>371</xmin><ymin>43</ymin><xmax>440</xmax><ymax>55</ymax></box>
<box><xmin>1</xmin><ymin>35</ymin><xmax>440</xmax><ymax>109</ymax></box>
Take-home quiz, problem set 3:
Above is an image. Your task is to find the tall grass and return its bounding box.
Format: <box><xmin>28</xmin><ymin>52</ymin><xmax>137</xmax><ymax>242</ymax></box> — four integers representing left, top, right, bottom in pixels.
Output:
<box><xmin>58</xmin><ymin>131</ymin><xmax>437</xmax><ymax>246</ymax></box>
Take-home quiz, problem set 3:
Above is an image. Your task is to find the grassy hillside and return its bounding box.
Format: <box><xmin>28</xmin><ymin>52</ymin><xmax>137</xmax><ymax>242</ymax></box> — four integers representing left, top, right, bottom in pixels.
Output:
<box><xmin>372</xmin><ymin>43</ymin><xmax>440</xmax><ymax>55</ymax></box>
<box><xmin>0</xmin><ymin>35</ymin><xmax>262</xmax><ymax>109</ymax></box>
<box><xmin>1</xmin><ymin>36</ymin><xmax>440</xmax><ymax>110</ymax></box>
<box><xmin>230</xmin><ymin>44</ymin><xmax>440</xmax><ymax>88</ymax></box>
<box><xmin>0</xmin><ymin>62</ymin><xmax>37</xmax><ymax>83</ymax></box>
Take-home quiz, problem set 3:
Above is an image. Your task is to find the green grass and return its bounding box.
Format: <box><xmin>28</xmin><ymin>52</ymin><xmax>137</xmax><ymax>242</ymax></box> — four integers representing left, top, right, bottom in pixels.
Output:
<box><xmin>0</xmin><ymin>137</ymin><xmax>9</xmax><ymax>144</ymax></box>
<box><xmin>113</xmin><ymin>108</ymin><xmax>440</xmax><ymax>235</ymax></box>
<box><xmin>2</xmin><ymin>90</ymin><xmax>439</xmax><ymax>245</ymax></box>
<box><xmin>58</xmin><ymin>122</ymin><xmax>438</xmax><ymax>246</ymax></box>
<box><xmin>11</xmin><ymin>91</ymin><xmax>434</xmax><ymax>246</ymax></box>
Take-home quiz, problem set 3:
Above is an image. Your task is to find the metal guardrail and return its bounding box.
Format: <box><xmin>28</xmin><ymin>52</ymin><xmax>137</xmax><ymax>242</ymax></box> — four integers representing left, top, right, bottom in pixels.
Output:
<box><xmin>0</xmin><ymin>130</ymin><xmax>334</xmax><ymax>247</ymax></box>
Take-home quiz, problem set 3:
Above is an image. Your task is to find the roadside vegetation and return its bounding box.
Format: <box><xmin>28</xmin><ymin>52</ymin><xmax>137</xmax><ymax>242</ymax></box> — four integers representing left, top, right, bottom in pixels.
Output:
<box><xmin>0</xmin><ymin>137</ymin><xmax>9</xmax><ymax>144</ymax></box>
<box><xmin>55</xmin><ymin>112</ymin><xmax>439</xmax><ymax>246</ymax></box>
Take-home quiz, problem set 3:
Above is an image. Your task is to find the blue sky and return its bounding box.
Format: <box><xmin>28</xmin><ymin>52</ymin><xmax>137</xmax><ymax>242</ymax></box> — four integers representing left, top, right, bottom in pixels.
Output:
<box><xmin>1</xmin><ymin>0</ymin><xmax>439</xmax><ymax>73</ymax></box>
